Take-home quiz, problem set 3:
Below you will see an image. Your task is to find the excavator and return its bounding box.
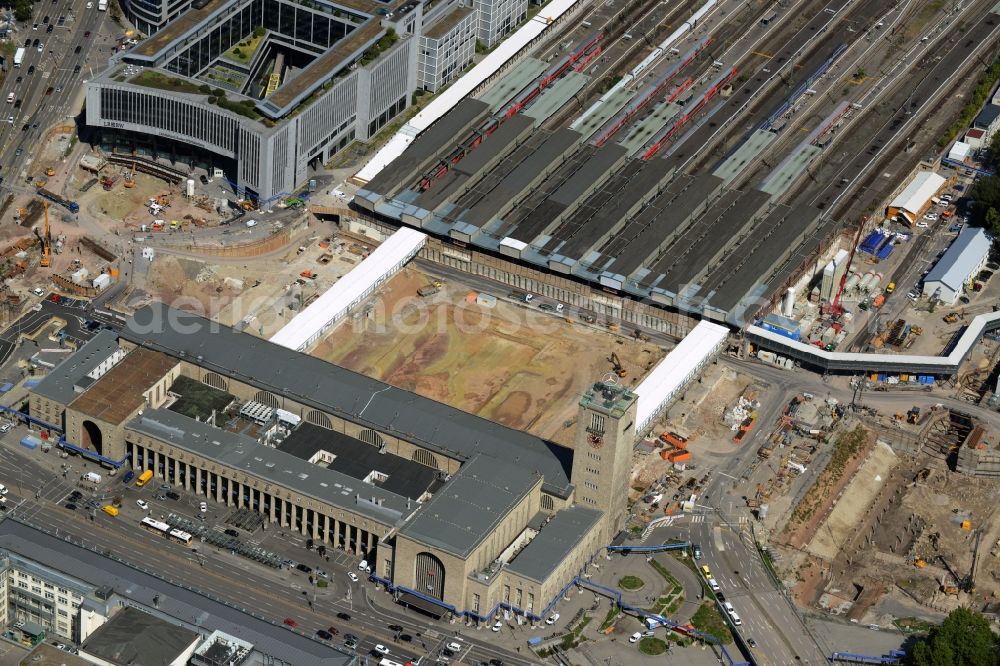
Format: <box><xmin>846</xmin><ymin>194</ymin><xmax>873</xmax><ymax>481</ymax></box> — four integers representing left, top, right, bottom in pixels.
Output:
<box><xmin>45</xmin><ymin>166</ymin><xmax>55</xmax><ymax>177</ymax></box>
<box><xmin>38</xmin><ymin>201</ymin><xmax>51</xmax><ymax>268</ymax></box>
<box><xmin>608</xmin><ymin>352</ymin><xmax>627</xmax><ymax>378</ymax></box>
<box><xmin>124</xmin><ymin>163</ymin><xmax>136</xmax><ymax>189</ymax></box>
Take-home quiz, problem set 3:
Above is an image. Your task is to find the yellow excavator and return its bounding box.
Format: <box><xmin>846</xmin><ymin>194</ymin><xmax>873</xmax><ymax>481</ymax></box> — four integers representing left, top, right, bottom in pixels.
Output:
<box><xmin>609</xmin><ymin>352</ymin><xmax>627</xmax><ymax>378</ymax></box>
<box><xmin>124</xmin><ymin>163</ymin><xmax>136</xmax><ymax>189</ymax></box>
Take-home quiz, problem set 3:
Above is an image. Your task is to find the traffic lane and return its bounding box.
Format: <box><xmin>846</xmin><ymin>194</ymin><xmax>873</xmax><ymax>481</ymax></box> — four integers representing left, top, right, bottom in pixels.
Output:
<box><xmin>688</xmin><ymin>522</ymin><xmax>805</xmax><ymax>666</ymax></box>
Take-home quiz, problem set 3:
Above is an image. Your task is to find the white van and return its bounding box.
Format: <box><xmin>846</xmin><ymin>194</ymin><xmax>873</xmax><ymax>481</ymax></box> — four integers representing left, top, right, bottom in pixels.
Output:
<box><xmin>6</xmin><ymin>93</ymin><xmax>13</xmax><ymax>104</ymax></box>
<box><xmin>722</xmin><ymin>601</ymin><xmax>742</xmax><ymax>625</ymax></box>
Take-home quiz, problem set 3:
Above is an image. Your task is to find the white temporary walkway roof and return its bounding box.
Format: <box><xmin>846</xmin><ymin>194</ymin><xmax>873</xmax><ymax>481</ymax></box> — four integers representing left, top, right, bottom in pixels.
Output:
<box><xmin>353</xmin><ymin>0</ymin><xmax>583</xmax><ymax>184</ymax></box>
<box><xmin>634</xmin><ymin>320</ymin><xmax>729</xmax><ymax>432</ymax></box>
<box><xmin>748</xmin><ymin>304</ymin><xmax>1000</xmax><ymax>375</ymax></box>
<box><xmin>888</xmin><ymin>171</ymin><xmax>946</xmax><ymax>219</ymax></box>
<box><xmin>270</xmin><ymin>227</ymin><xmax>427</xmax><ymax>351</ymax></box>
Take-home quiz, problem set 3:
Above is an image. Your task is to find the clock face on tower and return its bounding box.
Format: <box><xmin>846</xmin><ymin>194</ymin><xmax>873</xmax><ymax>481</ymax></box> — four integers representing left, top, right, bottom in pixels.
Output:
<box><xmin>588</xmin><ymin>432</ymin><xmax>603</xmax><ymax>449</ymax></box>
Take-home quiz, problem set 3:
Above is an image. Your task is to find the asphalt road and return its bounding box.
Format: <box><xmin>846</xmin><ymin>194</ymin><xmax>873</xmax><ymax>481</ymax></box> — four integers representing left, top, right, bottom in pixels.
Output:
<box><xmin>0</xmin><ymin>0</ymin><xmax>112</xmax><ymax>186</ymax></box>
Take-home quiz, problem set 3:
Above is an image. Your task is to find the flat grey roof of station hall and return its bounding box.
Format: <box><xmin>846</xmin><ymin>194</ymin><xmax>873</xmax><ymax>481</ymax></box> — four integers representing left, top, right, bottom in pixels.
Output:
<box><xmin>0</xmin><ymin>520</ymin><xmax>351</xmax><ymax>666</ymax></box>
<box><xmin>398</xmin><ymin>455</ymin><xmax>541</xmax><ymax>558</ymax></box>
<box><xmin>506</xmin><ymin>505</ymin><xmax>603</xmax><ymax>583</ymax></box>
<box><xmin>121</xmin><ymin>304</ymin><xmax>573</xmax><ymax>497</ymax></box>
<box><xmin>366</xmin><ymin>99</ymin><xmax>492</xmax><ymax>195</ymax></box>
<box><xmin>81</xmin><ymin>606</ymin><xmax>199</xmax><ymax>666</ymax></box>
<box><xmin>128</xmin><ymin>408</ymin><xmax>411</xmax><ymax>522</ymax></box>
<box><xmin>30</xmin><ymin>329</ymin><xmax>120</xmax><ymax>405</ymax></box>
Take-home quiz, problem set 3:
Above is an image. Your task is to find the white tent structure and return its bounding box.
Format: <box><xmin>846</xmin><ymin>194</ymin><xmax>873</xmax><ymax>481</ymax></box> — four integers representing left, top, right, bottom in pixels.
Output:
<box><xmin>270</xmin><ymin>227</ymin><xmax>427</xmax><ymax>351</ymax></box>
<box><xmin>633</xmin><ymin>320</ymin><xmax>729</xmax><ymax>433</ymax></box>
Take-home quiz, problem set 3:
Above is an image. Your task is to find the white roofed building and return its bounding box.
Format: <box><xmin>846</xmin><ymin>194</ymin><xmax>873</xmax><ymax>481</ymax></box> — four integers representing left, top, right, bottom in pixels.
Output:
<box><xmin>886</xmin><ymin>171</ymin><xmax>946</xmax><ymax>224</ymax></box>
<box><xmin>923</xmin><ymin>227</ymin><xmax>991</xmax><ymax>305</ymax></box>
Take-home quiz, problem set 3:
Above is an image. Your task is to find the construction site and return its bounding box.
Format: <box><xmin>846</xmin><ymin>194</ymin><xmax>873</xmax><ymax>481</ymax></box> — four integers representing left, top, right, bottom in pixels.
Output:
<box><xmin>735</xmin><ymin>392</ymin><xmax>1000</xmax><ymax>628</ymax></box>
<box><xmin>311</xmin><ymin>266</ymin><xmax>665</xmax><ymax>444</ymax></box>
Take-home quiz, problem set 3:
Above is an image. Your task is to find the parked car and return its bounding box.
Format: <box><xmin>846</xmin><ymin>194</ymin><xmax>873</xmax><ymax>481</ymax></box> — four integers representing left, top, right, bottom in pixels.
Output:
<box><xmin>545</xmin><ymin>613</ymin><xmax>559</xmax><ymax>625</ymax></box>
<box><xmin>199</xmin><ymin>501</ymin><xmax>207</xmax><ymax>513</ymax></box>
<box><xmin>446</xmin><ymin>642</ymin><xmax>462</xmax><ymax>652</ymax></box>
<box><xmin>295</xmin><ymin>563</ymin><xmax>312</xmax><ymax>573</ymax></box>
<box><xmin>347</xmin><ymin>572</ymin><xmax>359</xmax><ymax>582</ymax></box>
<box><xmin>491</xmin><ymin>620</ymin><xmax>502</xmax><ymax>632</ymax></box>
<box><xmin>630</xmin><ymin>632</ymin><xmax>642</xmax><ymax>643</ymax></box>
<box><xmin>316</xmin><ymin>629</ymin><xmax>333</xmax><ymax>640</ymax></box>
<box><xmin>136</xmin><ymin>499</ymin><xmax>149</xmax><ymax>510</ymax></box>
<box><xmin>283</xmin><ymin>617</ymin><xmax>297</xmax><ymax>628</ymax></box>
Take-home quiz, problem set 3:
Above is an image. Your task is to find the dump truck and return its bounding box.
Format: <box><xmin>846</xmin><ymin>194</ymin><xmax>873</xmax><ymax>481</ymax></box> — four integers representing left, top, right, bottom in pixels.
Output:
<box><xmin>417</xmin><ymin>285</ymin><xmax>440</xmax><ymax>297</ymax></box>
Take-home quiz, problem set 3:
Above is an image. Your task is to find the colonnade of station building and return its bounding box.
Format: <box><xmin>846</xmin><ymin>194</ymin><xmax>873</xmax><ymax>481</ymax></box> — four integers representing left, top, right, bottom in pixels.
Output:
<box><xmin>123</xmin><ymin>437</ymin><xmax>382</xmax><ymax>561</ymax></box>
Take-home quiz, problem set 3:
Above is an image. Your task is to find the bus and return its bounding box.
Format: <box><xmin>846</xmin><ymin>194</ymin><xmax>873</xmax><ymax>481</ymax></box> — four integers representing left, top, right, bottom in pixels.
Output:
<box><xmin>167</xmin><ymin>528</ymin><xmax>193</xmax><ymax>546</ymax></box>
<box><xmin>140</xmin><ymin>517</ymin><xmax>170</xmax><ymax>536</ymax></box>
<box><xmin>135</xmin><ymin>469</ymin><xmax>154</xmax><ymax>487</ymax></box>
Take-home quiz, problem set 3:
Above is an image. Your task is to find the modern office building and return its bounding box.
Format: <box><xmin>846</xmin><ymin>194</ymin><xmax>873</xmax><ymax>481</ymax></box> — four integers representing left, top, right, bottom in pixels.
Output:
<box><xmin>122</xmin><ymin>0</ymin><xmax>196</xmax><ymax>36</ymax></box>
<box><xmin>474</xmin><ymin>0</ymin><xmax>527</xmax><ymax>46</ymax></box>
<box><xmin>86</xmin><ymin>0</ymin><xmax>506</xmax><ymax>203</ymax></box>
<box><xmin>418</xmin><ymin>1</ymin><xmax>477</xmax><ymax>92</ymax></box>
<box><xmin>28</xmin><ymin>304</ymin><xmax>645</xmax><ymax>621</ymax></box>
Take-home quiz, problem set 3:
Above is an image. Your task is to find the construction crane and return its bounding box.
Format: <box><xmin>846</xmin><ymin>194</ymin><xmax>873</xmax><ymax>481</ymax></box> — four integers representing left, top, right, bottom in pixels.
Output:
<box><xmin>38</xmin><ymin>201</ymin><xmax>51</xmax><ymax>268</ymax></box>
<box><xmin>827</xmin><ymin>215</ymin><xmax>869</xmax><ymax>315</ymax></box>
<box><xmin>608</xmin><ymin>352</ymin><xmax>627</xmax><ymax>378</ymax></box>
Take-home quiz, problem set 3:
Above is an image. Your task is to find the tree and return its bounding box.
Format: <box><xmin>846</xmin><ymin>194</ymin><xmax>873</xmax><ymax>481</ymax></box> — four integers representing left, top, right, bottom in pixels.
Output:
<box><xmin>14</xmin><ymin>0</ymin><xmax>32</xmax><ymax>23</ymax></box>
<box><xmin>968</xmin><ymin>174</ymin><xmax>1000</xmax><ymax>230</ymax></box>
<box><xmin>905</xmin><ymin>608</ymin><xmax>1000</xmax><ymax>666</ymax></box>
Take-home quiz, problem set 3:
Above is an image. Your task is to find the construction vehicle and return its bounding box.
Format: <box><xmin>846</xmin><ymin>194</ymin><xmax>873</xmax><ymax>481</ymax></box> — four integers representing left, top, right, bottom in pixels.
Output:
<box><xmin>123</xmin><ymin>164</ymin><xmax>136</xmax><ymax>189</ymax></box>
<box><xmin>284</xmin><ymin>197</ymin><xmax>304</xmax><ymax>209</ymax></box>
<box><xmin>38</xmin><ymin>201</ymin><xmax>51</xmax><ymax>268</ymax></box>
<box><xmin>101</xmin><ymin>174</ymin><xmax>118</xmax><ymax>191</ymax></box>
<box><xmin>914</xmin><ymin>558</ymin><xmax>926</xmax><ymax>568</ymax></box>
<box><xmin>416</xmin><ymin>284</ymin><xmax>439</xmax><ymax>297</ymax></box>
<box><xmin>45</xmin><ymin>166</ymin><xmax>55</xmax><ymax>177</ymax></box>
<box><xmin>36</xmin><ymin>188</ymin><xmax>79</xmax><ymax>214</ymax></box>
<box><xmin>609</xmin><ymin>352</ymin><xmax>627</xmax><ymax>377</ymax></box>
<box><xmin>944</xmin><ymin>312</ymin><xmax>958</xmax><ymax>323</ymax></box>
<box><xmin>906</xmin><ymin>406</ymin><xmax>921</xmax><ymax>424</ymax></box>
<box><xmin>300</xmin><ymin>270</ymin><xmax>318</xmax><ymax>280</ymax></box>
<box><xmin>827</xmin><ymin>215</ymin><xmax>869</xmax><ymax>315</ymax></box>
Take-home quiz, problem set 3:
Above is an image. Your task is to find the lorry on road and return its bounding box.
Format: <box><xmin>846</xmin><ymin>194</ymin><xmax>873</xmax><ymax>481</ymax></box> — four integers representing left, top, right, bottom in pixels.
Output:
<box><xmin>98</xmin><ymin>0</ymin><xmax>108</xmax><ymax>9</ymax></box>
<box><xmin>135</xmin><ymin>469</ymin><xmax>154</xmax><ymax>487</ymax></box>
<box><xmin>13</xmin><ymin>48</ymin><xmax>24</xmax><ymax>68</ymax></box>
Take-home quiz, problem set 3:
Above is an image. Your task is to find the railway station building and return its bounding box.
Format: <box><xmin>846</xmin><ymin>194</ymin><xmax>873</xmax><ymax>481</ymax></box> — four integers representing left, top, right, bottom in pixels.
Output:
<box><xmin>27</xmin><ymin>304</ymin><xmax>646</xmax><ymax>622</ymax></box>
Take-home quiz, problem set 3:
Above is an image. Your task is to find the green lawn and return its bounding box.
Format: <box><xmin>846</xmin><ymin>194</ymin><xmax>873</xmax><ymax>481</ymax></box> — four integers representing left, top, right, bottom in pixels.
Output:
<box><xmin>638</xmin><ymin>637</ymin><xmax>667</xmax><ymax>655</ymax></box>
<box><xmin>619</xmin><ymin>575</ymin><xmax>644</xmax><ymax>591</ymax></box>
<box><xmin>224</xmin><ymin>33</ymin><xmax>264</xmax><ymax>65</ymax></box>
<box><xmin>131</xmin><ymin>70</ymin><xmax>204</xmax><ymax>94</ymax></box>
<box><xmin>690</xmin><ymin>602</ymin><xmax>733</xmax><ymax>644</ymax></box>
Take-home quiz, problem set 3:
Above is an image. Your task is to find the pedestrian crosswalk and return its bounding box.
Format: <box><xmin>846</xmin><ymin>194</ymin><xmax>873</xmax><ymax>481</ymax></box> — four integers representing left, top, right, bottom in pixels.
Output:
<box><xmin>686</xmin><ymin>514</ymin><xmax>750</xmax><ymax>525</ymax></box>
